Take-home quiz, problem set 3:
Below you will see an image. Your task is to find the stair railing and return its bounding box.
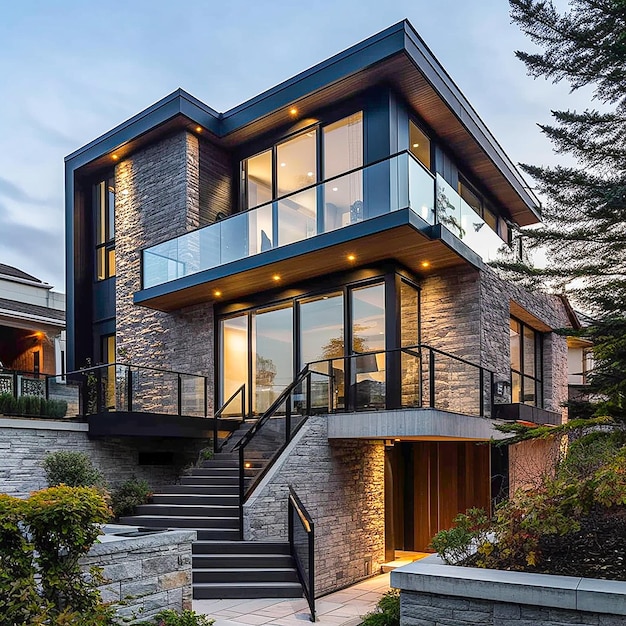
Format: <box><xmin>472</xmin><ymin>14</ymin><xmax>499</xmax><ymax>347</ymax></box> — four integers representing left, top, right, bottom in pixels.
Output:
<box><xmin>212</xmin><ymin>384</ymin><xmax>246</xmax><ymax>453</ymax></box>
<box><xmin>288</xmin><ymin>485</ymin><xmax>315</xmax><ymax>621</ymax></box>
<box><xmin>233</xmin><ymin>365</ymin><xmax>333</xmax><ymax>536</ymax></box>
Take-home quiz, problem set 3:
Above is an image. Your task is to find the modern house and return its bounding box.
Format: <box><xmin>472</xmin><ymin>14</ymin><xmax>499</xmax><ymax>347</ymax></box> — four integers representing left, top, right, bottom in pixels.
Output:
<box><xmin>64</xmin><ymin>21</ymin><xmax>575</xmax><ymax>599</ymax></box>
<box><xmin>0</xmin><ymin>263</ymin><xmax>65</xmax><ymax>394</ymax></box>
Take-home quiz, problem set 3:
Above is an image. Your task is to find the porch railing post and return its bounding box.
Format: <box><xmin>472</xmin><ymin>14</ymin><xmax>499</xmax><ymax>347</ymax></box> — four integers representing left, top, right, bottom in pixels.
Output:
<box><xmin>479</xmin><ymin>367</ymin><xmax>484</xmax><ymax>417</ymax></box>
<box><xmin>127</xmin><ymin>366</ymin><xmax>133</xmax><ymax>412</ymax></box>
<box><xmin>177</xmin><ymin>374</ymin><xmax>182</xmax><ymax>416</ymax></box>
<box><xmin>286</xmin><ymin>395</ymin><xmax>292</xmax><ymax>442</ymax></box>
<box><xmin>429</xmin><ymin>348</ymin><xmax>435</xmax><ymax>408</ymax></box>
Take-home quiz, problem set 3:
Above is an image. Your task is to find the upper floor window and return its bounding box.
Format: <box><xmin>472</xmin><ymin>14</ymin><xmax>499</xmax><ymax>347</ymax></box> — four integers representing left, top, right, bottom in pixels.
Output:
<box><xmin>510</xmin><ymin>318</ymin><xmax>542</xmax><ymax>406</ymax></box>
<box><xmin>241</xmin><ymin>112</ymin><xmax>363</xmax><ymax>211</ymax></box>
<box><xmin>95</xmin><ymin>177</ymin><xmax>115</xmax><ymax>280</ymax></box>
<box><xmin>409</xmin><ymin>120</ymin><xmax>431</xmax><ymax>170</ymax></box>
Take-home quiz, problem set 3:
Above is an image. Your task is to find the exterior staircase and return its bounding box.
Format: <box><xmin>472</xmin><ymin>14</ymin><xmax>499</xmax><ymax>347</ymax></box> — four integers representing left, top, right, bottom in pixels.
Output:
<box><xmin>120</xmin><ymin>423</ymin><xmax>303</xmax><ymax>599</ymax></box>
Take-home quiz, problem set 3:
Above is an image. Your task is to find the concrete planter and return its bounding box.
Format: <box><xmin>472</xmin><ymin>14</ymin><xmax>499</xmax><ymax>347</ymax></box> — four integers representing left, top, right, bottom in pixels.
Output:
<box><xmin>391</xmin><ymin>554</ymin><xmax>626</xmax><ymax>625</ymax></box>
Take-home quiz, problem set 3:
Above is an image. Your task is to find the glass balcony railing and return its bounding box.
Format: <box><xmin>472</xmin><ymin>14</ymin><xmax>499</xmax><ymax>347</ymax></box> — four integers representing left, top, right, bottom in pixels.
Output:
<box><xmin>435</xmin><ymin>174</ymin><xmax>507</xmax><ymax>263</ymax></box>
<box><xmin>142</xmin><ymin>151</ymin><xmax>508</xmax><ymax>289</ymax></box>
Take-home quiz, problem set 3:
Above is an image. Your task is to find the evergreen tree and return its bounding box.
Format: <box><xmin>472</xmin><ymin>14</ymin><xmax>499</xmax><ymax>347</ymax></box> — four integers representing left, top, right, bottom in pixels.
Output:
<box><xmin>500</xmin><ymin>0</ymin><xmax>626</xmax><ymax>421</ymax></box>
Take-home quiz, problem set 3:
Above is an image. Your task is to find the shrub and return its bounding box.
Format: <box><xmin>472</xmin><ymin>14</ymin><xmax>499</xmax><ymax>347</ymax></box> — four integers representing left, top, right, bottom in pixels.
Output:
<box><xmin>136</xmin><ymin>609</ymin><xmax>214</xmax><ymax>626</ymax></box>
<box><xmin>0</xmin><ymin>392</ymin><xmax>17</xmax><ymax>415</ymax></box>
<box><xmin>0</xmin><ymin>393</ymin><xmax>67</xmax><ymax>418</ymax></box>
<box><xmin>110</xmin><ymin>478</ymin><xmax>152</xmax><ymax>519</ymax></box>
<box><xmin>430</xmin><ymin>508</ymin><xmax>490</xmax><ymax>565</ymax></box>
<box><xmin>43</xmin><ymin>451</ymin><xmax>104</xmax><ymax>487</ymax></box>
<box><xmin>44</xmin><ymin>398</ymin><xmax>68</xmax><ymax>418</ymax></box>
<box><xmin>361</xmin><ymin>589</ymin><xmax>400</xmax><ymax>626</ymax></box>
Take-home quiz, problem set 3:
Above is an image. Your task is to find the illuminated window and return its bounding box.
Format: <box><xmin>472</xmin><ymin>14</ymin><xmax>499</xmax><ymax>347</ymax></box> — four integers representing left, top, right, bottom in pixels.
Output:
<box><xmin>409</xmin><ymin>121</ymin><xmax>431</xmax><ymax>170</ymax></box>
<box><xmin>510</xmin><ymin>318</ymin><xmax>542</xmax><ymax>406</ymax></box>
<box><xmin>95</xmin><ymin>177</ymin><xmax>115</xmax><ymax>280</ymax></box>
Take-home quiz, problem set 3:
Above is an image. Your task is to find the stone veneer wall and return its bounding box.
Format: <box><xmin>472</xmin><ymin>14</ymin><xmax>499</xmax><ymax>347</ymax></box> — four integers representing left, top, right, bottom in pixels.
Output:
<box><xmin>400</xmin><ymin>591</ymin><xmax>626</xmax><ymax>626</ymax></box>
<box><xmin>244</xmin><ymin>415</ymin><xmax>386</xmax><ymax>596</ymax></box>
<box><xmin>114</xmin><ymin>131</ymin><xmax>216</xmax><ymax>410</ymax></box>
<box><xmin>420</xmin><ymin>264</ymin><xmax>569</xmax><ymax>418</ymax></box>
<box><xmin>80</xmin><ymin>529</ymin><xmax>195</xmax><ymax>623</ymax></box>
<box><xmin>0</xmin><ymin>418</ymin><xmax>203</xmax><ymax>497</ymax></box>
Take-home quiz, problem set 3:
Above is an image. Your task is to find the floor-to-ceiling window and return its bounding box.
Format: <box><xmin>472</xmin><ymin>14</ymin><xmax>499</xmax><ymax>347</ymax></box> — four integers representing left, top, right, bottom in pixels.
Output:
<box><xmin>220</xmin><ymin>316</ymin><xmax>249</xmax><ymax>409</ymax></box>
<box><xmin>510</xmin><ymin>317</ymin><xmax>542</xmax><ymax>406</ymax></box>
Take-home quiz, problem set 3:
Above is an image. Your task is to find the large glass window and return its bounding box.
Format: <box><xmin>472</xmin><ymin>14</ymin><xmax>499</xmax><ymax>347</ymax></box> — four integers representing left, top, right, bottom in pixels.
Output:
<box><xmin>277</xmin><ymin>131</ymin><xmax>317</xmax><ymax>196</ymax></box>
<box><xmin>246</xmin><ymin>149</ymin><xmax>272</xmax><ymax>209</ymax></box>
<box><xmin>409</xmin><ymin>121</ymin><xmax>431</xmax><ymax>170</ymax></box>
<box><xmin>252</xmin><ymin>305</ymin><xmax>293</xmax><ymax>413</ymax></box>
<box><xmin>510</xmin><ymin>318</ymin><xmax>542</xmax><ymax>406</ymax></box>
<box><xmin>95</xmin><ymin>177</ymin><xmax>115</xmax><ymax>281</ymax></box>
<box><xmin>220</xmin><ymin>316</ymin><xmax>249</xmax><ymax>405</ymax></box>
<box><xmin>299</xmin><ymin>293</ymin><xmax>344</xmax><ymax>367</ymax></box>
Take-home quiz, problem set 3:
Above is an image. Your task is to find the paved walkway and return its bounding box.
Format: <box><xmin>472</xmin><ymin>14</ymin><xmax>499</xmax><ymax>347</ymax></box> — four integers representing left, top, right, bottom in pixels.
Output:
<box><xmin>193</xmin><ymin>572</ymin><xmax>391</xmax><ymax>626</ymax></box>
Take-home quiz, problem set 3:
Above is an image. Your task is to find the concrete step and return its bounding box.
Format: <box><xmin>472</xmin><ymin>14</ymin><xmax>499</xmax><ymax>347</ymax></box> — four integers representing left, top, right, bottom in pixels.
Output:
<box><xmin>193</xmin><ymin>554</ymin><xmax>294</xmax><ymax>568</ymax></box>
<box><xmin>193</xmin><ymin>567</ymin><xmax>299</xmax><ymax>584</ymax></box>
<box><xmin>135</xmin><ymin>504</ymin><xmax>239</xmax><ymax>517</ymax></box>
<box><xmin>185</xmin><ymin>467</ymin><xmax>239</xmax><ymax>477</ymax></box>
<box><xmin>196</xmin><ymin>528</ymin><xmax>240</xmax><ymax>541</ymax></box>
<box><xmin>192</xmin><ymin>541</ymin><xmax>290</xmax><ymax>555</ymax></box>
<box><xmin>180</xmin><ymin>476</ymin><xmax>239</xmax><ymax>486</ymax></box>
<box><xmin>164</xmin><ymin>483</ymin><xmax>239</xmax><ymax>494</ymax></box>
<box><xmin>151</xmin><ymin>494</ymin><xmax>239</xmax><ymax>506</ymax></box>
<box><xmin>193</xmin><ymin>581</ymin><xmax>303</xmax><ymax>599</ymax></box>
<box><xmin>119</xmin><ymin>515</ymin><xmax>239</xmax><ymax>529</ymax></box>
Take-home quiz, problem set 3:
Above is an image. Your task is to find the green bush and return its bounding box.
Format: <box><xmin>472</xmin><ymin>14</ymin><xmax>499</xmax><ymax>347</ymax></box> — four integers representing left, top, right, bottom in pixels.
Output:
<box><xmin>110</xmin><ymin>478</ymin><xmax>152</xmax><ymax>519</ymax></box>
<box><xmin>361</xmin><ymin>589</ymin><xmax>400</xmax><ymax>626</ymax></box>
<box><xmin>430</xmin><ymin>508</ymin><xmax>490</xmax><ymax>565</ymax></box>
<box><xmin>0</xmin><ymin>393</ymin><xmax>67</xmax><ymax>418</ymax></box>
<box><xmin>138</xmin><ymin>609</ymin><xmax>214</xmax><ymax>626</ymax></box>
<box><xmin>0</xmin><ymin>486</ymin><xmax>115</xmax><ymax>625</ymax></box>
<box><xmin>43</xmin><ymin>451</ymin><xmax>104</xmax><ymax>488</ymax></box>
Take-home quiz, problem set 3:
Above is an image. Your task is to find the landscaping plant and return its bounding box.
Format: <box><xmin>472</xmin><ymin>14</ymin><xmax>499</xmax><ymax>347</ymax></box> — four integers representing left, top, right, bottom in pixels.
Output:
<box><xmin>43</xmin><ymin>450</ymin><xmax>104</xmax><ymax>488</ymax></box>
<box><xmin>110</xmin><ymin>478</ymin><xmax>152</xmax><ymax>519</ymax></box>
<box><xmin>361</xmin><ymin>589</ymin><xmax>400</xmax><ymax>626</ymax></box>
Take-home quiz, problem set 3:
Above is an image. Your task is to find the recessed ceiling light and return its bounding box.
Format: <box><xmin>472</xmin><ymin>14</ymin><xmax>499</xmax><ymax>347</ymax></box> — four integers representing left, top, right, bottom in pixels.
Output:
<box><xmin>196</xmin><ymin>126</ymin><xmax>203</xmax><ymax>133</ymax></box>
<box><xmin>347</xmin><ymin>254</ymin><xmax>356</xmax><ymax>261</ymax></box>
<box><xmin>413</xmin><ymin>143</ymin><xmax>419</xmax><ymax>148</ymax></box>
<box><xmin>213</xmin><ymin>290</ymin><xmax>222</xmax><ymax>297</ymax></box>
<box><xmin>112</xmin><ymin>154</ymin><xmax>119</xmax><ymax>161</ymax></box>
<box><xmin>272</xmin><ymin>274</ymin><xmax>281</xmax><ymax>281</ymax></box>
<box><xmin>289</xmin><ymin>107</ymin><xmax>298</xmax><ymax>116</ymax></box>
<box><xmin>421</xmin><ymin>261</ymin><xmax>430</xmax><ymax>268</ymax></box>
<box><xmin>332</xmin><ymin>187</ymin><xmax>338</xmax><ymax>192</ymax></box>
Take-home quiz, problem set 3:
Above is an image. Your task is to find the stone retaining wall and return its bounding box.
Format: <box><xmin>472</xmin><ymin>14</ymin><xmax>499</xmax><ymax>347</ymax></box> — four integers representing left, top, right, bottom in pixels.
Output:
<box><xmin>0</xmin><ymin>417</ymin><xmax>203</xmax><ymax>497</ymax></box>
<box><xmin>81</xmin><ymin>527</ymin><xmax>195</xmax><ymax>623</ymax></box>
<box><xmin>392</xmin><ymin>556</ymin><xmax>626</xmax><ymax>626</ymax></box>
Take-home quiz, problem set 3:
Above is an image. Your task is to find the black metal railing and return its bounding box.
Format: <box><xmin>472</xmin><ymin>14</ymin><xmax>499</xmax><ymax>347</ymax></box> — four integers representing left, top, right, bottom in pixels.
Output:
<box><xmin>213</xmin><ymin>384</ymin><xmax>246</xmax><ymax>453</ymax></box>
<box><xmin>288</xmin><ymin>486</ymin><xmax>315</xmax><ymax>621</ymax></box>
<box><xmin>37</xmin><ymin>363</ymin><xmax>209</xmax><ymax>418</ymax></box>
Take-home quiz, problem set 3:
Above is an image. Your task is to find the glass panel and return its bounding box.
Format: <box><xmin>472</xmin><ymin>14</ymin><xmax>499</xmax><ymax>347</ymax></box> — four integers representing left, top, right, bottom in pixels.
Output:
<box><xmin>278</xmin><ymin>189</ymin><xmax>317</xmax><ymax>246</ymax></box>
<box><xmin>221</xmin><ymin>316</ymin><xmax>249</xmax><ymax>407</ymax></box>
<box><xmin>248</xmin><ymin>204</ymin><xmax>273</xmax><ymax>255</ymax></box>
<box><xmin>107</xmin><ymin>178</ymin><xmax>115</xmax><ymax>240</ymax></box>
<box><xmin>409</xmin><ymin>121</ymin><xmax>431</xmax><ymax>170</ymax></box>
<box><xmin>277</xmin><ymin>130</ymin><xmax>317</xmax><ymax>196</ymax></box>
<box><xmin>408</xmin><ymin>154</ymin><xmax>435</xmax><ymax>223</ymax></box>
<box><xmin>299</xmin><ymin>293</ymin><xmax>344</xmax><ymax>367</ymax></box>
<box><xmin>458</xmin><ymin>179</ymin><xmax>481</xmax><ymax>215</ymax></box>
<box><xmin>401</xmin><ymin>350</ymin><xmax>420</xmax><ymax>408</ymax></box>
<box><xmin>246</xmin><ymin>150</ymin><xmax>273</xmax><ymax>209</ymax></box>
<box><xmin>523</xmin><ymin>326</ymin><xmax>536</xmax><ymax>377</ymax></box>
<box><xmin>400</xmin><ymin>281</ymin><xmax>419</xmax><ymax>347</ymax></box>
<box><xmin>253</xmin><ymin>306</ymin><xmax>293</xmax><ymax>414</ymax></box>
<box><xmin>96</xmin><ymin>247</ymin><xmax>106</xmax><ymax>281</ymax></box>
<box><xmin>323</xmin><ymin>171</ymin><xmax>363</xmax><ymax>232</ymax></box>
<box><xmin>221</xmin><ymin>212</ymin><xmax>249</xmax><ymax>265</ymax></box>
<box><xmin>511</xmin><ymin>371</ymin><xmax>521</xmax><ymax>403</ymax></box>
<box><xmin>108</xmin><ymin>248</ymin><xmax>116</xmax><ymax>278</ymax></box>
<box><xmin>96</xmin><ymin>181</ymin><xmax>106</xmax><ymax>244</ymax></box>
<box><xmin>352</xmin><ymin>284</ymin><xmax>386</xmax><ymax>410</ymax></box>
<box><xmin>523</xmin><ymin>376</ymin><xmax>536</xmax><ymax>405</ymax></box>
<box><xmin>323</xmin><ymin>112</ymin><xmax>363</xmax><ymax>178</ymax></box>
<box><xmin>510</xmin><ymin>319</ymin><xmax>521</xmax><ymax>372</ymax></box>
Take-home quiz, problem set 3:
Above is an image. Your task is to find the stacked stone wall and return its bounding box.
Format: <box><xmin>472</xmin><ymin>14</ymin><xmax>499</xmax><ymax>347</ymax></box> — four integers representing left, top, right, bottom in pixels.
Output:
<box><xmin>244</xmin><ymin>416</ymin><xmax>386</xmax><ymax>596</ymax></box>
<box><xmin>0</xmin><ymin>419</ymin><xmax>204</xmax><ymax>497</ymax></box>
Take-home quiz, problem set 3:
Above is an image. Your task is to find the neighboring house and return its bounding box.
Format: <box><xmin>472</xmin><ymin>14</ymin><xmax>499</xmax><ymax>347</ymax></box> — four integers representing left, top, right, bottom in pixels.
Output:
<box><xmin>64</xmin><ymin>21</ymin><xmax>576</xmax><ymax>597</ymax></box>
<box><xmin>0</xmin><ymin>263</ymin><xmax>65</xmax><ymax>378</ymax></box>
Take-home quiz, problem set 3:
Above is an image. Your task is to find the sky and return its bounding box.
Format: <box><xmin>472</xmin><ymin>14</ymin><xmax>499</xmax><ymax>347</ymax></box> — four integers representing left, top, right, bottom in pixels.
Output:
<box><xmin>0</xmin><ymin>0</ymin><xmax>592</xmax><ymax>291</ymax></box>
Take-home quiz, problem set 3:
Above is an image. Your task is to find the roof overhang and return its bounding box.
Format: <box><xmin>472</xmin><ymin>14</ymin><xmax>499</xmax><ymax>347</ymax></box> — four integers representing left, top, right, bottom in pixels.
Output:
<box><xmin>65</xmin><ymin>20</ymin><xmax>540</xmax><ymax>226</ymax></box>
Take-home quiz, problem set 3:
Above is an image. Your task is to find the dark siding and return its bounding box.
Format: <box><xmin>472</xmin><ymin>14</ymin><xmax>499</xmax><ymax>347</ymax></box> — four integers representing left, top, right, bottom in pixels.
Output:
<box><xmin>199</xmin><ymin>138</ymin><xmax>233</xmax><ymax>225</ymax></box>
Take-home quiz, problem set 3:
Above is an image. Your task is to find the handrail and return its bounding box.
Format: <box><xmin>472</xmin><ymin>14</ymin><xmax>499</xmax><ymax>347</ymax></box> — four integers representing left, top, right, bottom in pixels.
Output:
<box><xmin>65</xmin><ymin>362</ymin><xmax>208</xmax><ymax>379</ymax></box>
<box><xmin>288</xmin><ymin>485</ymin><xmax>315</xmax><ymax>622</ymax></box>
<box><xmin>213</xmin><ymin>384</ymin><xmax>246</xmax><ymax>453</ymax></box>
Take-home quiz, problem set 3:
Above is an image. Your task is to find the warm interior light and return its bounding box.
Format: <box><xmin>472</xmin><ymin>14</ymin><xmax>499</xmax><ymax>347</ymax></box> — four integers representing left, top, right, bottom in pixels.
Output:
<box><xmin>421</xmin><ymin>261</ymin><xmax>430</xmax><ymax>268</ymax></box>
<box><xmin>112</xmin><ymin>154</ymin><xmax>119</xmax><ymax>161</ymax></box>
<box><xmin>34</xmin><ymin>332</ymin><xmax>44</xmax><ymax>339</ymax></box>
<box><xmin>272</xmin><ymin>274</ymin><xmax>281</xmax><ymax>281</ymax></box>
<box><xmin>244</xmin><ymin>462</ymin><xmax>251</xmax><ymax>468</ymax></box>
<box><xmin>289</xmin><ymin>107</ymin><xmax>298</xmax><ymax>116</ymax></box>
<box><xmin>347</xmin><ymin>254</ymin><xmax>356</xmax><ymax>261</ymax></box>
<box><xmin>213</xmin><ymin>290</ymin><xmax>222</xmax><ymax>297</ymax></box>
<box><xmin>280</xmin><ymin>162</ymin><xmax>286</xmax><ymax>167</ymax></box>
<box><xmin>195</xmin><ymin>126</ymin><xmax>202</xmax><ymax>132</ymax></box>
<box><xmin>307</xmin><ymin>171</ymin><xmax>313</xmax><ymax>177</ymax></box>
<box><xmin>332</xmin><ymin>187</ymin><xmax>338</xmax><ymax>192</ymax></box>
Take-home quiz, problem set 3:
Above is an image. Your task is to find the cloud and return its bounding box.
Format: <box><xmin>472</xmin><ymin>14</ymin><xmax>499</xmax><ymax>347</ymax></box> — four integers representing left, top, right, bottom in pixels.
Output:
<box><xmin>0</xmin><ymin>176</ymin><xmax>55</xmax><ymax>207</ymax></box>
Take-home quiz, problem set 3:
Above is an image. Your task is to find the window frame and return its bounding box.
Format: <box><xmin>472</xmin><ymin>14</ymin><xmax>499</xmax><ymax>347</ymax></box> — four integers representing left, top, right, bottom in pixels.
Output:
<box><xmin>510</xmin><ymin>316</ymin><xmax>543</xmax><ymax>407</ymax></box>
<box><xmin>94</xmin><ymin>177</ymin><xmax>116</xmax><ymax>281</ymax></box>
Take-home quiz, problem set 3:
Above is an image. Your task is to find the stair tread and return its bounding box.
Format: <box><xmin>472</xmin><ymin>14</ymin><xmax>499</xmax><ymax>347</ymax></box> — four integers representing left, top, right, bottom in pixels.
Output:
<box><xmin>193</xmin><ymin>582</ymin><xmax>301</xmax><ymax>588</ymax></box>
<box><xmin>193</xmin><ymin>567</ymin><xmax>296</xmax><ymax>573</ymax></box>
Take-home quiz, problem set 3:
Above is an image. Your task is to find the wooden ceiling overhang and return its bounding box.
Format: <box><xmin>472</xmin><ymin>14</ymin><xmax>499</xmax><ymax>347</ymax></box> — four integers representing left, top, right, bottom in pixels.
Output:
<box><xmin>67</xmin><ymin>21</ymin><xmax>540</xmax><ymax>226</ymax></box>
<box><xmin>134</xmin><ymin>209</ymin><xmax>479</xmax><ymax>312</ymax></box>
